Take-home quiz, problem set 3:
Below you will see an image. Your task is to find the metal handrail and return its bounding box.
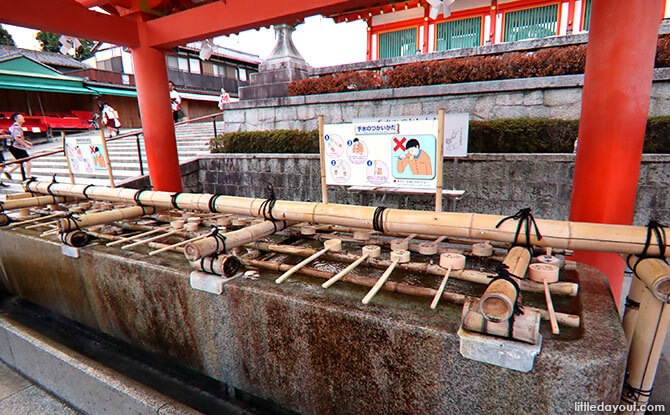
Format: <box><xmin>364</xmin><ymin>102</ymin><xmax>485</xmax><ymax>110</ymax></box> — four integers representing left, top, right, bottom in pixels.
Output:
<box><xmin>0</xmin><ymin>111</ymin><xmax>225</xmax><ymax>180</ymax></box>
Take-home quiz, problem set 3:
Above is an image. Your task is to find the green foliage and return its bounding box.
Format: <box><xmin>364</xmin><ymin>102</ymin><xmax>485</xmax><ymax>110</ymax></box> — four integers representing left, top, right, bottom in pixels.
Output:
<box><xmin>36</xmin><ymin>31</ymin><xmax>95</xmax><ymax>61</ymax></box>
<box><xmin>0</xmin><ymin>26</ymin><xmax>15</xmax><ymax>46</ymax></box>
<box><xmin>210</xmin><ymin>130</ymin><xmax>320</xmax><ymax>154</ymax></box>
<box><xmin>209</xmin><ymin>117</ymin><xmax>670</xmax><ymax>154</ymax></box>
<box><xmin>469</xmin><ymin>118</ymin><xmax>579</xmax><ymax>153</ymax></box>
<box><xmin>36</xmin><ymin>31</ymin><xmax>61</xmax><ymax>53</ymax></box>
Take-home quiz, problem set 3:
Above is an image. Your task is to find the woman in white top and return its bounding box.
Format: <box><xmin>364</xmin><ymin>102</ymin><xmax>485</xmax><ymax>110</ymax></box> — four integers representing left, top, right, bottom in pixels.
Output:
<box><xmin>97</xmin><ymin>101</ymin><xmax>121</xmax><ymax>137</ymax></box>
<box><xmin>168</xmin><ymin>81</ymin><xmax>182</xmax><ymax>122</ymax></box>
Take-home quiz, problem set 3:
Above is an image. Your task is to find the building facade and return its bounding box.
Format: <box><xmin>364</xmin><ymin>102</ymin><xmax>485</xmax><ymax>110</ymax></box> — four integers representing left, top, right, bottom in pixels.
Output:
<box><xmin>331</xmin><ymin>0</ymin><xmax>670</xmax><ymax>61</ymax></box>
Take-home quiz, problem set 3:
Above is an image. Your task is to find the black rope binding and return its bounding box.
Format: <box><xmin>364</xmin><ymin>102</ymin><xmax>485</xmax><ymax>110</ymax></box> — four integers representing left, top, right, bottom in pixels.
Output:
<box><xmin>24</xmin><ymin>176</ymin><xmax>37</xmax><ymax>189</ymax></box>
<box><xmin>628</xmin><ymin>220</ymin><xmax>668</xmax><ymax>279</ymax></box>
<box><xmin>495</xmin><ymin>207</ymin><xmax>542</xmax><ymax>253</ymax></box>
<box><xmin>170</xmin><ymin>193</ymin><xmax>182</xmax><ymax>210</ymax></box>
<box><xmin>484</xmin><ymin>264</ymin><xmax>524</xmax><ymax>339</ymax></box>
<box><xmin>621</xmin><ymin>382</ymin><xmax>653</xmax><ymax>406</ymax></box>
<box><xmin>209</xmin><ymin>226</ymin><xmax>227</xmax><ymax>254</ymax></box>
<box><xmin>133</xmin><ymin>189</ymin><xmax>147</xmax><ymax>206</ymax></box>
<box><xmin>257</xmin><ymin>184</ymin><xmax>285</xmax><ymax>232</ymax></box>
<box><xmin>373</xmin><ymin>206</ymin><xmax>387</xmax><ymax>233</ymax></box>
<box><xmin>61</xmin><ymin>213</ymin><xmax>83</xmax><ymax>233</ymax></box>
<box><xmin>46</xmin><ymin>174</ymin><xmax>58</xmax><ymax>196</ymax></box>
<box><xmin>208</xmin><ymin>194</ymin><xmax>223</xmax><ymax>213</ymax></box>
<box><xmin>82</xmin><ymin>184</ymin><xmax>95</xmax><ymax>200</ymax></box>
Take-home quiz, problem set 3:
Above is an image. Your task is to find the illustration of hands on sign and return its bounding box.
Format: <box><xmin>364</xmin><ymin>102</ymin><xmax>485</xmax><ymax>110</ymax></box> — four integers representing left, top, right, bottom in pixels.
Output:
<box><xmin>393</xmin><ymin>136</ymin><xmax>435</xmax><ymax>178</ymax></box>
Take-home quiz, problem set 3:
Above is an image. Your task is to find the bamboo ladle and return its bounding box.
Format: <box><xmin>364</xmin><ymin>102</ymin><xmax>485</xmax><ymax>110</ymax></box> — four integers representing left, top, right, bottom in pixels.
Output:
<box><xmin>275</xmin><ymin>239</ymin><xmax>343</xmax><ymax>284</ymax></box>
<box><xmin>322</xmin><ymin>245</ymin><xmax>381</xmax><ymax>288</ymax></box>
<box><xmin>362</xmin><ymin>249</ymin><xmax>410</xmax><ymax>304</ymax></box>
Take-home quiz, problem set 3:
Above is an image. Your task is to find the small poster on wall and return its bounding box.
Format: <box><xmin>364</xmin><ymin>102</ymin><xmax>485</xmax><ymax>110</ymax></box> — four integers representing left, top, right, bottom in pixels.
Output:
<box><xmin>324</xmin><ymin>119</ymin><xmax>440</xmax><ymax>189</ymax></box>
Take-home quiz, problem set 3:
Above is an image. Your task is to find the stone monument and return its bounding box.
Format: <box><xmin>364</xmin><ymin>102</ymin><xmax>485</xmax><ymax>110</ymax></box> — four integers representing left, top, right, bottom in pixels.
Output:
<box><xmin>239</xmin><ymin>23</ymin><xmax>311</xmax><ymax>100</ymax></box>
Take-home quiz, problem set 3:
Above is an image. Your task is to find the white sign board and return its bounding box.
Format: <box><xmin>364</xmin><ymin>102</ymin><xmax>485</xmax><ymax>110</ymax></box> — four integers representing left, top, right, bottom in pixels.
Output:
<box><xmin>324</xmin><ymin>120</ymin><xmax>439</xmax><ymax>189</ymax></box>
<box><xmin>64</xmin><ymin>135</ymin><xmax>110</xmax><ymax>175</ymax></box>
<box><xmin>353</xmin><ymin>113</ymin><xmax>469</xmax><ymax>157</ymax></box>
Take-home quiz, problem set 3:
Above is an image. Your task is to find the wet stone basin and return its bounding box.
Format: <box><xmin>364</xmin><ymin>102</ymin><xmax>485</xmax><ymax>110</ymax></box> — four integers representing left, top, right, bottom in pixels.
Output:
<box><xmin>0</xmin><ymin>228</ymin><xmax>626</xmax><ymax>415</ymax></box>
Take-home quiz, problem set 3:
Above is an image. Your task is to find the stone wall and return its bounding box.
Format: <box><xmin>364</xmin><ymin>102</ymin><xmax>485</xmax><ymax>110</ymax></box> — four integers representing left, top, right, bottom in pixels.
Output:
<box><xmin>198</xmin><ymin>153</ymin><xmax>670</xmax><ymax>226</ymax></box>
<box><xmin>222</xmin><ymin>69</ymin><xmax>670</xmax><ymax>133</ymax></box>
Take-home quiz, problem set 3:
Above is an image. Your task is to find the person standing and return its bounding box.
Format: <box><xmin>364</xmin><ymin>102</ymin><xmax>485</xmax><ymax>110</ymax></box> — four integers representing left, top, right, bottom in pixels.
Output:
<box><xmin>218</xmin><ymin>88</ymin><xmax>230</xmax><ymax>111</ymax></box>
<box><xmin>98</xmin><ymin>101</ymin><xmax>121</xmax><ymax>137</ymax></box>
<box><xmin>6</xmin><ymin>113</ymin><xmax>33</xmax><ymax>179</ymax></box>
<box><xmin>169</xmin><ymin>81</ymin><xmax>182</xmax><ymax>122</ymax></box>
<box><xmin>0</xmin><ymin>129</ymin><xmax>10</xmax><ymax>187</ymax></box>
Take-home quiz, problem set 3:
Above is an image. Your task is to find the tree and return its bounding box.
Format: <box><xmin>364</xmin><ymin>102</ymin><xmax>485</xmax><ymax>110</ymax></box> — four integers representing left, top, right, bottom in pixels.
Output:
<box><xmin>36</xmin><ymin>31</ymin><xmax>95</xmax><ymax>61</ymax></box>
<box><xmin>0</xmin><ymin>25</ymin><xmax>15</xmax><ymax>46</ymax></box>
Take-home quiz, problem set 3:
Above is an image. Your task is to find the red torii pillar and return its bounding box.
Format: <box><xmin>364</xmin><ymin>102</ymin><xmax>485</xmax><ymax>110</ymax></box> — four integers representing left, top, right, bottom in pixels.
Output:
<box><xmin>570</xmin><ymin>0</ymin><xmax>664</xmax><ymax>307</ymax></box>
<box><xmin>131</xmin><ymin>41</ymin><xmax>183</xmax><ymax>192</ymax></box>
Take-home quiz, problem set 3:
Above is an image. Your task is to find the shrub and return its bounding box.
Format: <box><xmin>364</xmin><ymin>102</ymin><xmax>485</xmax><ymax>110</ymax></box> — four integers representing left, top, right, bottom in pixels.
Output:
<box><xmin>209</xmin><ymin>116</ymin><xmax>670</xmax><ymax>154</ymax></box>
<box><xmin>210</xmin><ymin>130</ymin><xmax>319</xmax><ymax>153</ymax></box>
<box><xmin>289</xmin><ymin>35</ymin><xmax>670</xmax><ymax>95</ymax></box>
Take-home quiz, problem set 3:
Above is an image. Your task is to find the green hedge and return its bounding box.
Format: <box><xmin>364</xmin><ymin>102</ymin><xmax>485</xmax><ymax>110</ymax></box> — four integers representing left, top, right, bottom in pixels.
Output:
<box><xmin>210</xmin><ymin>117</ymin><xmax>670</xmax><ymax>154</ymax></box>
<box><xmin>210</xmin><ymin>129</ymin><xmax>320</xmax><ymax>153</ymax></box>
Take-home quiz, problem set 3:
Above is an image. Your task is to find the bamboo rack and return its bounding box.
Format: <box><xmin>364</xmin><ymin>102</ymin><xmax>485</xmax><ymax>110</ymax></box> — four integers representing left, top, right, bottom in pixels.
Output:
<box><xmin>240</xmin><ymin>257</ymin><xmax>580</xmax><ymax>328</ymax></box>
<box><xmin>23</xmin><ymin>181</ymin><xmax>668</xmax><ymax>257</ymax></box>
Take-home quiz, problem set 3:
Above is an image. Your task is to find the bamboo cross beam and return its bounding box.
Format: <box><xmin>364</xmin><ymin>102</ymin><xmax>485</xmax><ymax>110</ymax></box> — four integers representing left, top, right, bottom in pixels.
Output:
<box><xmin>184</xmin><ymin>220</ymin><xmax>293</xmax><ymax>261</ymax></box>
<box><xmin>249</xmin><ymin>241</ymin><xmax>578</xmax><ymax>296</ymax></box>
<box><xmin>0</xmin><ymin>195</ymin><xmax>67</xmax><ymax>211</ymax></box>
<box><xmin>240</xmin><ymin>257</ymin><xmax>581</xmax><ymax>328</ymax></box>
<box><xmin>57</xmin><ymin>205</ymin><xmax>157</xmax><ymax>233</ymax></box>
<box><xmin>322</xmin><ymin>245</ymin><xmax>381</xmax><ymax>288</ymax></box>
<box><xmin>276</xmin><ymin>239</ymin><xmax>342</xmax><ymax>284</ymax></box>
<box><xmin>24</xmin><ymin>181</ymin><xmax>669</xmax><ymax>257</ymax></box>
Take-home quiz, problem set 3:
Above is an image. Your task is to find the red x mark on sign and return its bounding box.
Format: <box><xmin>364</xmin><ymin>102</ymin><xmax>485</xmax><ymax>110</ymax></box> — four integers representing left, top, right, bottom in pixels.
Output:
<box><xmin>393</xmin><ymin>137</ymin><xmax>406</xmax><ymax>151</ymax></box>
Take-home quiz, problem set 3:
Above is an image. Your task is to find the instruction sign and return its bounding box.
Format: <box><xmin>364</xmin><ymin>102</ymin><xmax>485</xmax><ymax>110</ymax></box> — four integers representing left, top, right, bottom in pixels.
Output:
<box><xmin>323</xmin><ymin>114</ymin><xmax>468</xmax><ymax>189</ymax></box>
<box><xmin>64</xmin><ymin>135</ymin><xmax>110</xmax><ymax>175</ymax></box>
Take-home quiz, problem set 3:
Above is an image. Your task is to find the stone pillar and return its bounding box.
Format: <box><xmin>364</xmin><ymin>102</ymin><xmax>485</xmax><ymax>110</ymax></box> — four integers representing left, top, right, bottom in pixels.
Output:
<box><xmin>239</xmin><ymin>24</ymin><xmax>311</xmax><ymax>100</ymax></box>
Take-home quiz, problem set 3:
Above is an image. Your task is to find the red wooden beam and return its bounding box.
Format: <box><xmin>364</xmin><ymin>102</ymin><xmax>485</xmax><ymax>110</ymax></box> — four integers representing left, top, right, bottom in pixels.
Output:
<box><xmin>0</xmin><ymin>0</ymin><xmax>139</xmax><ymax>47</ymax></box>
<box><xmin>141</xmin><ymin>0</ymin><xmax>386</xmax><ymax>48</ymax></box>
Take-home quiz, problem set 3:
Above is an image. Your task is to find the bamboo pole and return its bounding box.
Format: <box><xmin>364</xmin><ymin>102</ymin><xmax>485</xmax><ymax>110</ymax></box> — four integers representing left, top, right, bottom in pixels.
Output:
<box><xmin>4</xmin><ymin>192</ymin><xmax>34</xmax><ymax>200</ymax></box>
<box><xmin>623</xmin><ymin>276</ymin><xmax>647</xmax><ymax>347</ymax></box>
<box><xmin>62</xmin><ymin>132</ymin><xmax>75</xmax><ymax>184</ymax></box>
<box><xmin>626</xmin><ymin>256</ymin><xmax>670</xmax><ymax>303</ymax></box>
<box><xmin>249</xmin><ymin>241</ymin><xmax>578</xmax><ymax>296</ymax></box>
<box><xmin>0</xmin><ymin>195</ymin><xmax>67</xmax><ymax>211</ymax></box>
<box><xmin>318</xmin><ymin>114</ymin><xmax>328</xmax><ymax>204</ymax></box>
<box><xmin>57</xmin><ymin>205</ymin><xmax>156</xmax><ymax>232</ymax></box>
<box><xmin>24</xmin><ymin>181</ymin><xmax>668</xmax><ymax>257</ymax></box>
<box><xmin>462</xmin><ymin>298</ymin><xmax>541</xmax><ymax>345</ymax></box>
<box><xmin>240</xmin><ymin>257</ymin><xmax>580</xmax><ymax>328</ymax></box>
<box><xmin>620</xmin><ymin>291</ymin><xmax>670</xmax><ymax>414</ymax></box>
<box><xmin>184</xmin><ymin>220</ymin><xmax>292</xmax><ymax>261</ymax></box>
<box><xmin>479</xmin><ymin>247</ymin><xmax>531</xmax><ymax>321</ymax></box>
<box><xmin>189</xmin><ymin>254</ymin><xmax>240</xmax><ymax>277</ymax></box>
<box><xmin>99</xmin><ymin>129</ymin><xmax>115</xmax><ymax>188</ymax></box>
<box><xmin>435</xmin><ymin>108</ymin><xmax>444</xmax><ymax>212</ymax></box>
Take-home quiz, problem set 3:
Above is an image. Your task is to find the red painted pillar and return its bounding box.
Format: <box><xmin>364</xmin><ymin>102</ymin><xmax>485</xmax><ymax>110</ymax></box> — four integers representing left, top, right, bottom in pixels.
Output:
<box><xmin>130</xmin><ymin>44</ymin><xmax>183</xmax><ymax>192</ymax></box>
<box><xmin>489</xmin><ymin>0</ymin><xmax>497</xmax><ymax>45</ymax></box>
<box><xmin>366</xmin><ymin>18</ymin><xmax>373</xmax><ymax>61</ymax></box>
<box><xmin>570</xmin><ymin>0</ymin><xmax>663</xmax><ymax>306</ymax></box>
<box><xmin>423</xmin><ymin>8</ymin><xmax>430</xmax><ymax>53</ymax></box>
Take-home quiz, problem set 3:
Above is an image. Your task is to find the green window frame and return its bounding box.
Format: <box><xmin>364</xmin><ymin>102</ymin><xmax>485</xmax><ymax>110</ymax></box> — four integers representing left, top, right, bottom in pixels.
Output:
<box><xmin>503</xmin><ymin>4</ymin><xmax>559</xmax><ymax>43</ymax></box>
<box><xmin>378</xmin><ymin>28</ymin><xmax>418</xmax><ymax>59</ymax></box>
<box><xmin>582</xmin><ymin>0</ymin><xmax>592</xmax><ymax>31</ymax></box>
<box><xmin>436</xmin><ymin>16</ymin><xmax>482</xmax><ymax>51</ymax></box>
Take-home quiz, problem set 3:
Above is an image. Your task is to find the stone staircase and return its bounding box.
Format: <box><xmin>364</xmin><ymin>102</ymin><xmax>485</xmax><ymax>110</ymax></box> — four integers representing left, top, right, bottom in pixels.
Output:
<box><xmin>2</xmin><ymin>121</ymin><xmax>221</xmax><ymax>188</ymax></box>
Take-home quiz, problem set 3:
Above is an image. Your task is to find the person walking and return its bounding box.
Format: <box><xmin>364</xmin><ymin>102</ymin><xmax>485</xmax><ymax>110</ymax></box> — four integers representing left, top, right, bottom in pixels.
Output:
<box><xmin>5</xmin><ymin>113</ymin><xmax>33</xmax><ymax>180</ymax></box>
<box><xmin>169</xmin><ymin>81</ymin><xmax>182</xmax><ymax>122</ymax></box>
<box><xmin>218</xmin><ymin>88</ymin><xmax>230</xmax><ymax>110</ymax></box>
<box><xmin>98</xmin><ymin>101</ymin><xmax>121</xmax><ymax>137</ymax></box>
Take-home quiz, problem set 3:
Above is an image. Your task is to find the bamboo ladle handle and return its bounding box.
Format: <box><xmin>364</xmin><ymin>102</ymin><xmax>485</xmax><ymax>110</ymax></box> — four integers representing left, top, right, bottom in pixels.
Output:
<box><xmin>322</xmin><ymin>245</ymin><xmax>381</xmax><ymax>288</ymax></box>
<box><xmin>362</xmin><ymin>250</ymin><xmax>410</xmax><ymax>304</ymax></box>
<box><xmin>276</xmin><ymin>239</ymin><xmax>342</xmax><ymax>284</ymax></box>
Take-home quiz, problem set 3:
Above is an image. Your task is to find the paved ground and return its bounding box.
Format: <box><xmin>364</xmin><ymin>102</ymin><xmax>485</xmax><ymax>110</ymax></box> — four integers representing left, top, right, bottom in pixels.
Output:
<box><xmin>0</xmin><ymin>359</ymin><xmax>81</xmax><ymax>414</ymax></box>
